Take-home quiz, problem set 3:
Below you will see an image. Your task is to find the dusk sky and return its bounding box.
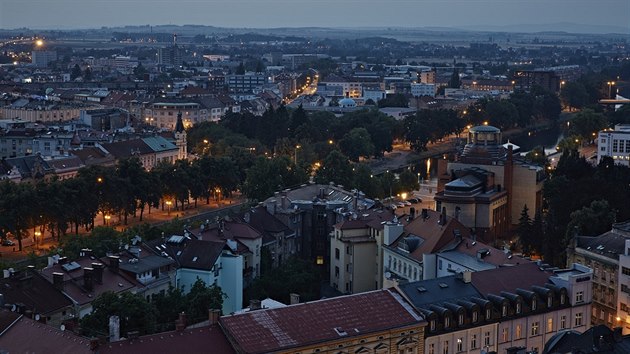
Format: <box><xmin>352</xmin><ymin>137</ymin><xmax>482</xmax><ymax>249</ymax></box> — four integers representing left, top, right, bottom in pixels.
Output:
<box><xmin>1</xmin><ymin>0</ymin><xmax>628</xmax><ymax>31</ymax></box>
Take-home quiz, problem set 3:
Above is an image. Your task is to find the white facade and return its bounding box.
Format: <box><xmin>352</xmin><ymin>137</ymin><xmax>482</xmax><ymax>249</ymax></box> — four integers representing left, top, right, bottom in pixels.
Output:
<box><xmin>363</xmin><ymin>89</ymin><xmax>386</xmax><ymax>103</ymax></box>
<box><xmin>597</xmin><ymin>125</ymin><xmax>630</xmax><ymax>166</ymax></box>
<box><xmin>425</xmin><ymin>323</ymin><xmax>498</xmax><ymax>354</ymax></box>
<box><xmin>411</xmin><ymin>83</ymin><xmax>436</xmax><ymax>97</ymax></box>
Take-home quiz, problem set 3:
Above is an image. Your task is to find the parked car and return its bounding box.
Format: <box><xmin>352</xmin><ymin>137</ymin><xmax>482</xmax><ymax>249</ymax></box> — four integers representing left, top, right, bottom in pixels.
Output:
<box><xmin>2</xmin><ymin>239</ymin><xmax>15</xmax><ymax>246</ymax></box>
<box><xmin>407</xmin><ymin>198</ymin><xmax>419</xmax><ymax>204</ymax></box>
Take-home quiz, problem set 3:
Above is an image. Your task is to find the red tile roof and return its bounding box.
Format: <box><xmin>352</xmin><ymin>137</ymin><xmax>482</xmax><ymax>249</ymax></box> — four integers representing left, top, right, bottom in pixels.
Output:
<box><xmin>471</xmin><ymin>262</ymin><xmax>554</xmax><ymax>296</ymax></box>
<box><xmin>454</xmin><ymin>237</ymin><xmax>523</xmax><ymax>267</ymax></box>
<box><xmin>99</xmin><ymin>325</ymin><xmax>234</xmax><ymax>354</ymax></box>
<box><xmin>219</xmin><ymin>289</ymin><xmax>424</xmax><ymax>354</ymax></box>
<box><xmin>0</xmin><ymin>312</ymin><xmax>93</xmax><ymax>354</ymax></box>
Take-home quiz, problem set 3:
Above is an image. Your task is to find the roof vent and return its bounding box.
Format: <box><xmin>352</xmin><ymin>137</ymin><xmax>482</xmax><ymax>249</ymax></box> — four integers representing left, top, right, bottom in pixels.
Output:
<box><xmin>417</xmin><ymin>287</ymin><xmax>427</xmax><ymax>293</ymax></box>
<box><xmin>439</xmin><ymin>283</ymin><xmax>449</xmax><ymax>289</ymax></box>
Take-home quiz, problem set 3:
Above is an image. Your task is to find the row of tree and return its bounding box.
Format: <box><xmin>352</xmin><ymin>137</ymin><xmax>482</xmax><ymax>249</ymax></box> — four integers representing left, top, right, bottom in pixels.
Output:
<box><xmin>0</xmin><ymin>156</ymin><xmax>241</xmax><ymax>251</ymax></box>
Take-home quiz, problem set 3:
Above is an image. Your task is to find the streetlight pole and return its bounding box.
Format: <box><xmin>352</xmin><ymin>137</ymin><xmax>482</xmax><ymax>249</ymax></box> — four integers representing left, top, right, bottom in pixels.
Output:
<box><xmin>294</xmin><ymin>145</ymin><xmax>301</xmax><ymax>165</ymax></box>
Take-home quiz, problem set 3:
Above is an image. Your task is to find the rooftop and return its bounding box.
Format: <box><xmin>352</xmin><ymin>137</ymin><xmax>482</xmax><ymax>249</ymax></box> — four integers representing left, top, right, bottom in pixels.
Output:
<box><xmin>470</xmin><ymin>262</ymin><xmax>553</xmax><ymax>296</ymax></box>
<box><xmin>219</xmin><ymin>289</ymin><xmax>424</xmax><ymax>354</ymax></box>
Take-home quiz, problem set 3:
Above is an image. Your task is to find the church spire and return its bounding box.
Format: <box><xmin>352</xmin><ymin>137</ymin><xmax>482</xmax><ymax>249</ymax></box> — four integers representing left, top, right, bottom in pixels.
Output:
<box><xmin>175</xmin><ymin>111</ymin><xmax>185</xmax><ymax>133</ymax></box>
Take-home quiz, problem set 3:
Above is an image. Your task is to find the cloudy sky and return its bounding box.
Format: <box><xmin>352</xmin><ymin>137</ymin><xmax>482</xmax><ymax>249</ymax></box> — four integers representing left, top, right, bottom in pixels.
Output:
<box><xmin>1</xmin><ymin>0</ymin><xmax>628</xmax><ymax>31</ymax></box>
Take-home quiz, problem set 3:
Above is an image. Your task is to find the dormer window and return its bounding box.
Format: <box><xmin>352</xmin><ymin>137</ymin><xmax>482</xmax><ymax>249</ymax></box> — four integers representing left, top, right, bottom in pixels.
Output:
<box><xmin>486</xmin><ymin>308</ymin><xmax>492</xmax><ymax>320</ymax></box>
<box><xmin>516</xmin><ymin>302</ymin><xmax>521</xmax><ymax>314</ymax></box>
<box><xmin>502</xmin><ymin>304</ymin><xmax>508</xmax><ymax>317</ymax></box>
<box><xmin>444</xmin><ymin>316</ymin><xmax>450</xmax><ymax>328</ymax></box>
<box><xmin>547</xmin><ymin>295</ymin><xmax>553</xmax><ymax>308</ymax></box>
<box><xmin>531</xmin><ymin>299</ymin><xmax>537</xmax><ymax>311</ymax></box>
<box><xmin>472</xmin><ymin>311</ymin><xmax>478</xmax><ymax>323</ymax></box>
<box><xmin>560</xmin><ymin>293</ymin><xmax>566</xmax><ymax>305</ymax></box>
<box><xmin>430</xmin><ymin>320</ymin><xmax>436</xmax><ymax>331</ymax></box>
<box><xmin>458</xmin><ymin>313</ymin><xmax>464</xmax><ymax>326</ymax></box>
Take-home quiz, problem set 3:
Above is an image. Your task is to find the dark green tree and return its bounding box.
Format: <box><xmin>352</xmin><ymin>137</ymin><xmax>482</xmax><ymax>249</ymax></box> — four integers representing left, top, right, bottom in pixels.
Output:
<box><xmin>339</xmin><ymin>127</ymin><xmax>375</xmax><ymax>162</ymax></box>
<box><xmin>448</xmin><ymin>68</ymin><xmax>461</xmax><ymax>88</ymax></box>
<box><xmin>71</xmin><ymin>64</ymin><xmax>82</xmax><ymax>80</ymax></box>
<box><xmin>314</xmin><ymin>150</ymin><xmax>353</xmax><ymax>188</ymax></box>
<box><xmin>80</xmin><ymin>291</ymin><xmax>158</xmax><ymax>337</ymax></box>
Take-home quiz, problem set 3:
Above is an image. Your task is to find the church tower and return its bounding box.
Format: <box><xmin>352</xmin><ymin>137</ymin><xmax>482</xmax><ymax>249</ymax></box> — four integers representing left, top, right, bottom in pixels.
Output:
<box><xmin>174</xmin><ymin>111</ymin><xmax>187</xmax><ymax>160</ymax></box>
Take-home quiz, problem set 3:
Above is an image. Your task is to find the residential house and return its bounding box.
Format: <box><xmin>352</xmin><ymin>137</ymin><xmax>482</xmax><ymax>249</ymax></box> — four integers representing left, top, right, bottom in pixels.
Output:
<box><xmin>397</xmin><ymin>262</ymin><xmax>592</xmax><ymax>354</ymax></box>
<box><xmin>567</xmin><ymin>220</ymin><xmax>630</xmax><ymax>329</ymax></box>
<box><xmin>240</xmin><ymin>205</ymin><xmax>297</xmax><ymax>268</ymax></box>
<box><xmin>101</xmin><ymin>135</ymin><xmax>179</xmax><ymax>170</ymax></box>
<box><xmin>220</xmin><ymin>288</ymin><xmax>426</xmax><ymax>354</ymax></box>
<box><xmin>0</xmin><ymin>266</ymin><xmax>75</xmax><ymax>326</ymax></box>
<box><xmin>40</xmin><ymin>253</ymin><xmax>138</xmax><ymax>318</ymax></box>
<box><xmin>329</xmin><ymin>208</ymin><xmax>396</xmax><ymax>294</ymax></box>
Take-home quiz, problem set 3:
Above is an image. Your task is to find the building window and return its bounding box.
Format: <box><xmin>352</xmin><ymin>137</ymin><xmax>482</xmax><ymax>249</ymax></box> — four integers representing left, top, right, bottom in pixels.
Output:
<box><xmin>486</xmin><ymin>308</ymin><xmax>492</xmax><ymax>320</ymax></box>
<box><xmin>442</xmin><ymin>341</ymin><xmax>449</xmax><ymax>354</ymax></box>
<box><xmin>458</xmin><ymin>313</ymin><xmax>464</xmax><ymax>326</ymax></box>
<box><xmin>516</xmin><ymin>324</ymin><xmax>522</xmax><ymax>339</ymax></box>
<box><xmin>502</xmin><ymin>328</ymin><xmax>509</xmax><ymax>342</ymax></box>
<box><xmin>560</xmin><ymin>293</ymin><xmax>566</xmax><ymax>305</ymax></box>
<box><xmin>444</xmin><ymin>316</ymin><xmax>450</xmax><ymax>329</ymax></box>
<box><xmin>576</xmin><ymin>291</ymin><xmax>584</xmax><ymax>303</ymax></box>
<box><xmin>472</xmin><ymin>311</ymin><xmax>478</xmax><ymax>323</ymax></box>
<box><xmin>547</xmin><ymin>318</ymin><xmax>553</xmax><ymax>333</ymax></box>
<box><xmin>471</xmin><ymin>334</ymin><xmax>477</xmax><ymax>349</ymax></box>
<box><xmin>430</xmin><ymin>320</ymin><xmax>436</xmax><ymax>331</ymax></box>
<box><xmin>547</xmin><ymin>296</ymin><xmax>553</xmax><ymax>308</ymax></box>
<box><xmin>561</xmin><ymin>315</ymin><xmax>567</xmax><ymax>329</ymax></box>
<box><xmin>575</xmin><ymin>312</ymin><xmax>583</xmax><ymax>327</ymax></box>
<box><xmin>623</xmin><ymin>267</ymin><xmax>630</xmax><ymax>276</ymax></box>
<box><xmin>429</xmin><ymin>343</ymin><xmax>435</xmax><ymax>354</ymax></box>
<box><xmin>502</xmin><ymin>304</ymin><xmax>508</xmax><ymax>317</ymax></box>
<box><xmin>316</xmin><ymin>256</ymin><xmax>324</xmax><ymax>265</ymax></box>
<box><xmin>532</xmin><ymin>299</ymin><xmax>537</xmax><ymax>311</ymax></box>
<box><xmin>335</xmin><ymin>248</ymin><xmax>340</xmax><ymax>260</ymax></box>
<box><xmin>457</xmin><ymin>338</ymin><xmax>463</xmax><ymax>352</ymax></box>
<box><xmin>531</xmin><ymin>321</ymin><xmax>540</xmax><ymax>336</ymax></box>
<box><xmin>484</xmin><ymin>331</ymin><xmax>491</xmax><ymax>346</ymax></box>
<box><xmin>516</xmin><ymin>302</ymin><xmax>522</xmax><ymax>314</ymax></box>
<box><xmin>335</xmin><ymin>266</ymin><xmax>339</xmax><ymax>278</ymax></box>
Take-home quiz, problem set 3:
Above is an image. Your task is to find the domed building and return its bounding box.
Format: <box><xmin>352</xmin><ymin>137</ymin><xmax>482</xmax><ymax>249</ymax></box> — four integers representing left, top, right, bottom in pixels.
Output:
<box><xmin>338</xmin><ymin>97</ymin><xmax>357</xmax><ymax>108</ymax></box>
<box><xmin>435</xmin><ymin>125</ymin><xmax>545</xmax><ymax>241</ymax></box>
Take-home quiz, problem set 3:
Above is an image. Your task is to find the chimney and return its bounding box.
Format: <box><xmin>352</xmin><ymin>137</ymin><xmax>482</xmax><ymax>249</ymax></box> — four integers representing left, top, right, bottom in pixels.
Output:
<box><xmin>437</xmin><ymin>157</ymin><xmax>450</xmax><ymax>193</ymax></box>
<box><xmin>383</xmin><ymin>221</ymin><xmax>404</xmax><ymax>246</ymax></box>
<box><xmin>53</xmin><ymin>272</ymin><xmax>64</xmax><ymax>291</ymax></box>
<box><xmin>244</xmin><ymin>212</ymin><xmax>251</xmax><ymax>223</ymax></box>
<box><xmin>266</xmin><ymin>199</ymin><xmax>277</xmax><ymax>215</ymax></box>
<box><xmin>58</xmin><ymin>256</ymin><xmax>69</xmax><ymax>265</ymax></box>
<box><xmin>409</xmin><ymin>207</ymin><xmax>415</xmax><ymax>219</ymax></box>
<box><xmin>462</xmin><ymin>270</ymin><xmax>472</xmax><ymax>283</ymax></box>
<box><xmin>352</xmin><ymin>189</ymin><xmax>358</xmax><ymax>210</ymax></box>
<box><xmin>109</xmin><ymin>315</ymin><xmax>120</xmax><ymax>342</ymax></box>
<box><xmin>281</xmin><ymin>196</ymin><xmax>287</xmax><ymax>210</ymax></box>
<box><xmin>80</xmin><ymin>248</ymin><xmax>93</xmax><ymax>258</ymax></box>
<box><xmin>421</xmin><ymin>208</ymin><xmax>429</xmax><ymax>220</ymax></box>
<box><xmin>91</xmin><ymin>263</ymin><xmax>104</xmax><ymax>284</ymax></box>
<box><xmin>208</xmin><ymin>309</ymin><xmax>221</xmax><ymax>325</ymax></box>
<box><xmin>290</xmin><ymin>293</ymin><xmax>300</xmax><ymax>305</ymax></box>
<box><xmin>249</xmin><ymin>299</ymin><xmax>261</xmax><ymax>311</ymax></box>
<box><xmin>107</xmin><ymin>255</ymin><xmax>120</xmax><ymax>273</ymax></box>
<box><xmin>83</xmin><ymin>267</ymin><xmax>94</xmax><ymax>291</ymax></box>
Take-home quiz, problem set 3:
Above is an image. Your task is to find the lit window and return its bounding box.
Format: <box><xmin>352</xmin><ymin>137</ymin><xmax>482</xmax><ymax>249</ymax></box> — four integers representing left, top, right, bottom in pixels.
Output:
<box><xmin>531</xmin><ymin>321</ymin><xmax>540</xmax><ymax>336</ymax></box>
<box><xmin>316</xmin><ymin>256</ymin><xmax>324</xmax><ymax>265</ymax></box>
<box><xmin>547</xmin><ymin>318</ymin><xmax>553</xmax><ymax>333</ymax></box>
<box><xmin>575</xmin><ymin>313</ymin><xmax>583</xmax><ymax>327</ymax></box>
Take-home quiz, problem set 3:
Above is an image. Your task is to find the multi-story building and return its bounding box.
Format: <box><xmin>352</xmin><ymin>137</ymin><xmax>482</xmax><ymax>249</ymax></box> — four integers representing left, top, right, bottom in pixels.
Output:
<box><xmin>329</xmin><ymin>209</ymin><xmax>396</xmax><ymax>294</ymax></box>
<box><xmin>220</xmin><ymin>288</ymin><xmax>426</xmax><ymax>354</ymax></box>
<box><xmin>411</xmin><ymin>83</ymin><xmax>437</xmax><ymax>97</ymax></box>
<box><xmin>513</xmin><ymin>70</ymin><xmax>561</xmax><ymax>93</ymax></box>
<box><xmin>617</xmin><ymin>238</ymin><xmax>630</xmax><ymax>334</ymax></box>
<box><xmin>435</xmin><ymin>125</ymin><xmax>545</xmax><ymax>241</ymax></box>
<box><xmin>419</xmin><ymin>70</ymin><xmax>436</xmax><ymax>84</ymax></box>
<box><xmin>397</xmin><ymin>262</ymin><xmax>592</xmax><ymax>354</ymax></box>
<box><xmin>32</xmin><ymin>50</ymin><xmax>58</xmax><ymax>68</ymax></box>
<box><xmin>226</xmin><ymin>73</ymin><xmax>269</xmax><ymax>93</ymax></box>
<box><xmin>597</xmin><ymin>124</ymin><xmax>630</xmax><ymax>166</ymax></box>
<box><xmin>100</xmin><ymin>135</ymin><xmax>180</xmax><ymax>170</ymax></box>
<box><xmin>158</xmin><ymin>45</ymin><xmax>182</xmax><ymax>68</ymax></box>
<box><xmin>320</xmin><ymin>74</ymin><xmax>362</xmax><ymax>98</ymax></box>
<box><xmin>567</xmin><ymin>220</ymin><xmax>630</xmax><ymax>329</ymax></box>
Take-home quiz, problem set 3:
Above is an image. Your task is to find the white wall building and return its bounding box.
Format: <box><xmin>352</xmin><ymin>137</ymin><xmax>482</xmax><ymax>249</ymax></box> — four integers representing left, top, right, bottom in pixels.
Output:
<box><xmin>597</xmin><ymin>124</ymin><xmax>630</xmax><ymax>166</ymax></box>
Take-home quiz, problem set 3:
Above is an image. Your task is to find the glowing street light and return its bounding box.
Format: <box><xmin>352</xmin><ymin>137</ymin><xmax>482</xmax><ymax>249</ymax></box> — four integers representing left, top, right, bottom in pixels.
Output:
<box><xmin>104</xmin><ymin>215</ymin><xmax>111</xmax><ymax>225</ymax></box>
<box><xmin>294</xmin><ymin>145</ymin><xmax>301</xmax><ymax>165</ymax></box>
<box><xmin>607</xmin><ymin>81</ymin><xmax>616</xmax><ymax>98</ymax></box>
<box><xmin>165</xmin><ymin>200</ymin><xmax>172</xmax><ymax>215</ymax></box>
<box><xmin>35</xmin><ymin>39</ymin><xmax>44</xmax><ymax>47</ymax></box>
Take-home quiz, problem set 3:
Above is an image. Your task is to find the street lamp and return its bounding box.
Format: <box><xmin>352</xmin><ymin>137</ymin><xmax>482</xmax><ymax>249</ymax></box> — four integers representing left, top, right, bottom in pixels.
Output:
<box><xmin>34</xmin><ymin>231</ymin><xmax>41</xmax><ymax>248</ymax></box>
<box><xmin>294</xmin><ymin>145</ymin><xmax>301</xmax><ymax>165</ymax></box>
<box><xmin>104</xmin><ymin>215</ymin><xmax>111</xmax><ymax>226</ymax></box>
<box><xmin>165</xmin><ymin>200</ymin><xmax>172</xmax><ymax>215</ymax></box>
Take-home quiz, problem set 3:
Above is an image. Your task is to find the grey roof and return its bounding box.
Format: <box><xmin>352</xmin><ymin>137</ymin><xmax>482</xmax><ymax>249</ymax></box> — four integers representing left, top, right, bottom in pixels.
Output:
<box><xmin>469</xmin><ymin>125</ymin><xmax>500</xmax><ymax>133</ymax></box>
<box><xmin>119</xmin><ymin>255</ymin><xmax>175</xmax><ymax>274</ymax></box>
<box><xmin>438</xmin><ymin>251</ymin><xmax>498</xmax><ymax>273</ymax></box>
<box><xmin>445</xmin><ymin>174</ymin><xmax>482</xmax><ymax>189</ymax></box>
<box><xmin>142</xmin><ymin>136</ymin><xmax>177</xmax><ymax>152</ymax></box>
<box><xmin>576</xmin><ymin>230</ymin><xmax>630</xmax><ymax>260</ymax></box>
<box><xmin>178</xmin><ymin>240</ymin><xmax>225</xmax><ymax>271</ymax></box>
<box><xmin>397</xmin><ymin>275</ymin><xmax>482</xmax><ymax>308</ymax></box>
<box><xmin>542</xmin><ymin>325</ymin><xmax>630</xmax><ymax>354</ymax></box>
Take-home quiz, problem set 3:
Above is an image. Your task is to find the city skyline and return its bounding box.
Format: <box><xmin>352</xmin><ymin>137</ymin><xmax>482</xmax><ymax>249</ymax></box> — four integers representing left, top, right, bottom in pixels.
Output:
<box><xmin>1</xmin><ymin>0</ymin><xmax>629</xmax><ymax>33</ymax></box>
